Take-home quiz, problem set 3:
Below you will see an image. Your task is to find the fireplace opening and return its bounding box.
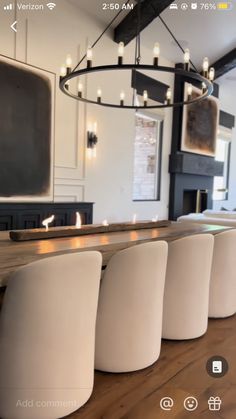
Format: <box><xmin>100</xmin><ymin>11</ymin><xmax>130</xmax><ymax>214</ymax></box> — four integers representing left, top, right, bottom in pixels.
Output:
<box><xmin>183</xmin><ymin>189</ymin><xmax>208</xmax><ymax>215</ymax></box>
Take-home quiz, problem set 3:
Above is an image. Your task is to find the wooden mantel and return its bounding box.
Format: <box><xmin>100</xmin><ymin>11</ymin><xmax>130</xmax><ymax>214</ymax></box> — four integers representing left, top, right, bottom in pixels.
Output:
<box><xmin>0</xmin><ymin>222</ymin><xmax>231</xmax><ymax>287</ymax></box>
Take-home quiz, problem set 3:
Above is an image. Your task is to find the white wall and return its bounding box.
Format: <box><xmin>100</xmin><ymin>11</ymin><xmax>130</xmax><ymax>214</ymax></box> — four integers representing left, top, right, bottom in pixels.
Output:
<box><xmin>0</xmin><ymin>1</ymin><xmax>173</xmax><ymax>222</ymax></box>
<box><xmin>213</xmin><ymin>83</ymin><xmax>236</xmax><ymax>210</ymax></box>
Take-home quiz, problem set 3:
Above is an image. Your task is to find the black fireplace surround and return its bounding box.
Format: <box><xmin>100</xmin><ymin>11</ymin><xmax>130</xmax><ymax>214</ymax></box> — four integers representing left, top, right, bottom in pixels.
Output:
<box><xmin>169</xmin><ymin>152</ymin><xmax>223</xmax><ymax>220</ymax></box>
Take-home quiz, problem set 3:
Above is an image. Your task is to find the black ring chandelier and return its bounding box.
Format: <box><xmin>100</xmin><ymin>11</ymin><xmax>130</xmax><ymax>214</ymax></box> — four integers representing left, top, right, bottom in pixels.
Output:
<box><xmin>59</xmin><ymin>0</ymin><xmax>215</xmax><ymax>109</ymax></box>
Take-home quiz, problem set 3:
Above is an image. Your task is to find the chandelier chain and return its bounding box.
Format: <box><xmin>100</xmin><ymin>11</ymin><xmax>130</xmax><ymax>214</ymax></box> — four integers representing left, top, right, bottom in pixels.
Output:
<box><xmin>136</xmin><ymin>0</ymin><xmax>141</xmax><ymax>64</ymax></box>
<box><xmin>158</xmin><ymin>15</ymin><xmax>198</xmax><ymax>72</ymax></box>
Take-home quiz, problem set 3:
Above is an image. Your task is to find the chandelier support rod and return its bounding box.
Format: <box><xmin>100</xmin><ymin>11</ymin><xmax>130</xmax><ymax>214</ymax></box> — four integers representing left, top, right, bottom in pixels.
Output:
<box><xmin>72</xmin><ymin>0</ymin><xmax>131</xmax><ymax>72</ymax></box>
<box><xmin>136</xmin><ymin>0</ymin><xmax>141</xmax><ymax>64</ymax></box>
<box><xmin>158</xmin><ymin>15</ymin><xmax>198</xmax><ymax>72</ymax></box>
<box><xmin>132</xmin><ymin>0</ymin><xmax>141</xmax><ymax>106</ymax></box>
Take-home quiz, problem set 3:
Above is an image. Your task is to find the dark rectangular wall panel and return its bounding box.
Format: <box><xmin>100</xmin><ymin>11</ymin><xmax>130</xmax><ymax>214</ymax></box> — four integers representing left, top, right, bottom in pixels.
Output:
<box><xmin>219</xmin><ymin>110</ymin><xmax>235</xmax><ymax>129</ymax></box>
<box><xmin>131</xmin><ymin>70</ymin><xmax>168</xmax><ymax>103</ymax></box>
<box><xmin>211</xmin><ymin>48</ymin><xmax>236</xmax><ymax>80</ymax></box>
<box><xmin>0</xmin><ymin>60</ymin><xmax>51</xmax><ymax>198</ymax></box>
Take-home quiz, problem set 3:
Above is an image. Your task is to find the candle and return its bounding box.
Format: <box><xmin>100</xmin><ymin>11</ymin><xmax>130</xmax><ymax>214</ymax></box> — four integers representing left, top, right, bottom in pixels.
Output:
<box><xmin>118</xmin><ymin>42</ymin><xmax>124</xmax><ymax>65</ymax></box>
<box><xmin>187</xmin><ymin>84</ymin><xmax>193</xmax><ymax>101</ymax></box>
<box><xmin>152</xmin><ymin>215</ymin><xmax>159</xmax><ymax>222</ymax></box>
<box><xmin>87</xmin><ymin>47</ymin><xmax>93</xmax><ymax>68</ymax></box>
<box><xmin>66</xmin><ymin>54</ymin><xmax>72</xmax><ymax>74</ymax></box>
<box><xmin>143</xmin><ymin>90</ymin><xmax>148</xmax><ymax>107</ymax></box>
<box><xmin>153</xmin><ymin>42</ymin><xmax>160</xmax><ymax>66</ymax></box>
<box><xmin>209</xmin><ymin>67</ymin><xmax>215</xmax><ymax>81</ymax></box>
<box><xmin>42</xmin><ymin>215</ymin><xmax>55</xmax><ymax>232</ymax></box>
<box><xmin>102</xmin><ymin>219</ymin><xmax>109</xmax><ymax>226</ymax></box>
<box><xmin>184</xmin><ymin>48</ymin><xmax>190</xmax><ymax>71</ymax></box>
<box><xmin>87</xmin><ymin>148</ymin><xmax>93</xmax><ymax>160</ymax></box>
<box><xmin>202</xmin><ymin>57</ymin><xmax>209</xmax><ymax>77</ymax></box>
<box><xmin>93</xmin><ymin>121</ymin><xmax>97</xmax><ymax>134</ymax></box>
<box><xmin>132</xmin><ymin>214</ymin><xmax>137</xmax><ymax>224</ymax></box>
<box><xmin>78</xmin><ymin>81</ymin><xmax>83</xmax><ymax>98</ymax></box>
<box><xmin>120</xmin><ymin>91</ymin><xmax>125</xmax><ymax>106</ymax></box>
<box><xmin>97</xmin><ymin>88</ymin><xmax>102</xmax><ymax>103</ymax></box>
<box><xmin>166</xmin><ymin>87</ymin><xmax>172</xmax><ymax>105</ymax></box>
<box><xmin>92</xmin><ymin>147</ymin><xmax>97</xmax><ymax>158</ymax></box>
<box><xmin>60</xmin><ymin>65</ymin><xmax>66</xmax><ymax>79</ymax></box>
<box><xmin>75</xmin><ymin>212</ymin><xmax>82</xmax><ymax>228</ymax></box>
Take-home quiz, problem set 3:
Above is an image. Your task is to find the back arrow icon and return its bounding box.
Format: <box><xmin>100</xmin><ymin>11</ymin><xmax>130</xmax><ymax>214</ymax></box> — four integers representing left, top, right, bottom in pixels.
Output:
<box><xmin>11</xmin><ymin>21</ymin><xmax>17</xmax><ymax>32</ymax></box>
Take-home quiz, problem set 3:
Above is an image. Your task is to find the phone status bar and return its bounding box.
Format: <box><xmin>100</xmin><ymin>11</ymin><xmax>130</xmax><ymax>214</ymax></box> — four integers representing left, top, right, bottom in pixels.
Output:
<box><xmin>3</xmin><ymin>2</ymin><xmax>56</xmax><ymax>11</ymax></box>
<box><xmin>169</xmin><ymin>2</ymin><xmax>233</xmax><ymax>11</ymax></box>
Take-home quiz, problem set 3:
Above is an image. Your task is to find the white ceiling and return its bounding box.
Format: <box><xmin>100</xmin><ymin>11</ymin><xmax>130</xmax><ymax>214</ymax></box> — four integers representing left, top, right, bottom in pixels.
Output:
<box><xmin>68</xmin><ymin>0</ymin><xmax>132</xmax><ymax>26</ymax></box>
<box><xmin>142</xmin><ymin>2</ymin><xmax>236</xmax><ymax>71</ymax></box>
<box><xmin>69</xmin><ymin>0</ymin><xmax>236</xmax><ymax>82</ymax></box>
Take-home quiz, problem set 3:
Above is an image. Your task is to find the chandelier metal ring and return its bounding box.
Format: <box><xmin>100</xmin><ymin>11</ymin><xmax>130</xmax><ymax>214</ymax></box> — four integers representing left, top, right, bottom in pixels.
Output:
<box><xmin>59</xmin><ymin>64</ymin><xmax>213</xmax><ymax>109</ymax></box>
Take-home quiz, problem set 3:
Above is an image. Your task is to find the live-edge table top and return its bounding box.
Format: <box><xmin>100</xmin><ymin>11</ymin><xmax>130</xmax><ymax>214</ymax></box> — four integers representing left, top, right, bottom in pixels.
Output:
<box><xmin>0</xmin><ymin>222</ymin><xmax>232</xmax><ymax>287</ymax></box>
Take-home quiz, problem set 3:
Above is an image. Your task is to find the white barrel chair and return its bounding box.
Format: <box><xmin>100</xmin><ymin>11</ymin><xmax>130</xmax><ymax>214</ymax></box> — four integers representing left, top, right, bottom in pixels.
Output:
<box><xmin>209</xmin><ymin>229</ymin><xmax>236</xmax><ymax>318</ymax></box>
<box><xmin>0</xmin><ymin>251</ymin><xmax>102</xmax><ymax>419</ymax></box>
<box><xmin>95</xmin><ymin>241</ymin><xmax>168</xmax><ymax>373</ymax></box>
<box><xmin>162</xmin><ymin>234</ymin><xmax>214</xmax><ymax>340</ymax></box>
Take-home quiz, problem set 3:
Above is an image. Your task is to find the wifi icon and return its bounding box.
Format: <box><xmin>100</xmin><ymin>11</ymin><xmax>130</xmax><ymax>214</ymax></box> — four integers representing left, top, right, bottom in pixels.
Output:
<box><xmin>47</xmin><ymin>2</ymin><xmax>56</xmax><ymax>10</ymax></box>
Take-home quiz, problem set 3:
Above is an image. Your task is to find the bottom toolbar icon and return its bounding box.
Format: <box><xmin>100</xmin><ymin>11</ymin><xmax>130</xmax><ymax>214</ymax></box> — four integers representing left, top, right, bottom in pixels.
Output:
<box><xmin>160</xmin><ymin>397</ymin><xmax>174</xmax><ymax>411</ymax></box>
<box><xmin>184</xmin><ymin>397</ymin><xmax>198</xmax><ymax>411</ymax></box>
<box><xmin>208</xmin><ymin>397</ymin><xmax>222</xmax><ymax>411</ymax></box>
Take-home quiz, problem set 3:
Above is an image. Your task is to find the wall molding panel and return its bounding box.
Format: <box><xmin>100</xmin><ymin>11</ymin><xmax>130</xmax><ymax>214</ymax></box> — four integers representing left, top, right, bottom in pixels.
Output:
<box><xmin>9</xmin><ymin>13</ymin><xmax>87</xmax><ymax>203</ymax></box>
<box><xmin>54</xmin><ymin>183</ymin><xmax>85</xmax><ymax>202</ymax></box>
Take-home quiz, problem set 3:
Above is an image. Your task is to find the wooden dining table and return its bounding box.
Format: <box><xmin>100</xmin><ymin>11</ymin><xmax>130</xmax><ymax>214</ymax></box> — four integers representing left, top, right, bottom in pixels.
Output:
<box><xmin>0</xmin><ymin>221</ymin><xmax>232</xmax><ymax>287</ymax></box>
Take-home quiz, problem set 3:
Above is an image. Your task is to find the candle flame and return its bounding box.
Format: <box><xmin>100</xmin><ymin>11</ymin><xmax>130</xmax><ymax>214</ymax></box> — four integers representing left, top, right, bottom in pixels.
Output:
<box><xmin>42</xmin><ymin>215</ymin><xmax>55</xmax><ymax>231</ymax></box>
<box><xmin>152</xmin><ymin>215</ymin><xmax>159</xmax><ymax>222</ymax></box>
<box><xmin>132</xmin><ymin>214</ymin><xmax>137</xmax><ymax>224</ymax></box>
<box><xmin>75</xmin><ymin>212</ymin><xmax>82</xmax><ymax>228</ymax></box>
<box><xmin>102</xmin><ymin>219</ymin><xmax>109</xmax><ymax>226</ymax></box>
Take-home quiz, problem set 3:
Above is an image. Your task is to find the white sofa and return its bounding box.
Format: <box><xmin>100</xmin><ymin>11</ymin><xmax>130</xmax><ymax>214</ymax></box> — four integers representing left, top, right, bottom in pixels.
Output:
<box><xmin>178</xmin><ymin>209</ymin><xmax>236</xmax><ymax>227</ymax></box>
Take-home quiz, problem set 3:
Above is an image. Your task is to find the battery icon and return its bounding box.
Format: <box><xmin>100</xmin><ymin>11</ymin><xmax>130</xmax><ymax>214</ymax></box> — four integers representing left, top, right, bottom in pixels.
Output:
<box><xmin>217</xmin><ymin>2</ymin><xmax>233</xmax><ymax>10</ymax></box>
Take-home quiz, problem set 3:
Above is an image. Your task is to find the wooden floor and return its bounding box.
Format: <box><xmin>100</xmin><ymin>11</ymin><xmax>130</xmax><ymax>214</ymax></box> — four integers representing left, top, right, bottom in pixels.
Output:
<box><xmin>67</xmin><ymin>315</ymin><xmax>236</xmax><ymax>419</ymax></box>
<box><xmin>0</xmin><ymin>291</ymin><xmax>235</xmax><ymax>418</ymax></box>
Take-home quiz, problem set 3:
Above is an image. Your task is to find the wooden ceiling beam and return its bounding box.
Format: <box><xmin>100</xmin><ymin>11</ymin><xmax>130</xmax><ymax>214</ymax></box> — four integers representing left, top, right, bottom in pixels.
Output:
<box><xmin>211</xmin><ymin>48</ymin><xmax>236</xmax><ymax>80</ymax></box>
<box><xmin>114</xmin><ymin>0</ymin><xmax>173</xmax><ymax>45</ymax></box>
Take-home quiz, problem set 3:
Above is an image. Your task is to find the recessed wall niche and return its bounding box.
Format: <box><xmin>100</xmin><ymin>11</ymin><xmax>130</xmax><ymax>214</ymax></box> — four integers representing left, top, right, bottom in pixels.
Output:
<box><xmin>132</xmin><ymin>111</ymin><xmax>163</xmax><ymax>201</ymax></box>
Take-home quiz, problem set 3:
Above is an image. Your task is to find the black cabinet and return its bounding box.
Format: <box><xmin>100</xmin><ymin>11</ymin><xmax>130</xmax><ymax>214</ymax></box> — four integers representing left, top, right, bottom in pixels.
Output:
<box><xmin>0</xmin><ymin>203</ymin><xmax>94</xmax><ymax>231</ymax></box>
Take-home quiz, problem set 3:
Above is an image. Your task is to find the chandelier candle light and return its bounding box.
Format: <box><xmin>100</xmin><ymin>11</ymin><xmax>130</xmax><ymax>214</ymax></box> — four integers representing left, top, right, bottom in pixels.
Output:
<box><xmin>120</xmin><ymin>91</ymin><xmax>125</xmax><ymax>106</ymax></box>
<box><xmin>153</xmin><ymin>42</ymin><xmax>160</xmax><ymax>66</ymax></box>
<box><xmin>59</xmin><ymin>0</ymin><xmax>214</xmax><ymax>109</ymax></box>
<box><xmin>118</xmin><ymin>42</ymin><xmax>125</xmax><ymax>65</ymax></box>
<box><xmin>166</xmin><ymin>88</ymin><xmax>172</xmax><ymax>105</ymax></box>
<box><xmin>203</xmin><ymin>57</ymin><xmax>209</xmax><ymax>78</ymax></box>
<box><xmin>187</xmin><ymin>84</ymin><xmax>193</xmax><ymax>101</ymax></box>
<box><xmin>183</xmin><ymin>48</ymin><xmax>190</xmax><ymax>71</ymax></box>
<box><xmin>78</xmin><ymin>81</ymin><xmax>83</xmax><ymax>98</ymax></box>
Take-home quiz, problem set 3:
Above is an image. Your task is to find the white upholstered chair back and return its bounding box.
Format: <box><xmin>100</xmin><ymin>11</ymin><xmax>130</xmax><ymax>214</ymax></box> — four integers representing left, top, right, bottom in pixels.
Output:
<box><xmin>95</xmin><ymin>241</ymin><xmax>168</xmax><ymax>372</ymax></box>
<box><xmin>209</xmin><ymin>229</ymin><xmax>236</xmax><ymax>318</ymax></box>
<box><xmin>0</xmin><ymin>251</ymin><xmax>102</xmax><ymax>419</ymax></box>
<box><xmin>162</xmin><ymin>234</ymin><xmax>214</xmax><ymax>340</ymax></box>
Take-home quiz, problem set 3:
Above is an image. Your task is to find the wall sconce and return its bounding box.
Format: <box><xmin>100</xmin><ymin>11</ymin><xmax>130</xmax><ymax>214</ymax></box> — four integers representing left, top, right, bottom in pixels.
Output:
<box><xmin>87</xmin><ymin>122</ymin><xmax>98</xmax><ymax>159</ymax></box>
